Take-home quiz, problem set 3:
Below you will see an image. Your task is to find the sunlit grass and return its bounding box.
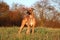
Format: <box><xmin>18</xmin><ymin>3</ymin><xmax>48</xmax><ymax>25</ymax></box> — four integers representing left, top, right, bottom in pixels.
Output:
<box><xmin>0</xmin><ymin>26</ymin><xmax>60</xmax><ymax>40</ymax></box>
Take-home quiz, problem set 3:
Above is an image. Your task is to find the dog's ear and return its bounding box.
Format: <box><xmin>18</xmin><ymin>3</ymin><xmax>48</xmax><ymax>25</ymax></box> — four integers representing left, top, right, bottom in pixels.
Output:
<box><xmin>28</xmin><ymin>8</ymin><xmax>35</xmax><ymax>11</ymax></box>
<box><xmin>31</xmin><ymin>8</ymin><xmax>35</xmax><ymax>10</ymax></box>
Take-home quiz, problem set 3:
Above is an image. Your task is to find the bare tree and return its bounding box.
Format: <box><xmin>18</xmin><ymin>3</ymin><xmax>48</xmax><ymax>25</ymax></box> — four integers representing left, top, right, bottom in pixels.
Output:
<box><xmin>33</xmin><ymin>0</ymin><xmax>60</xmax><ymax>27</ymax></box>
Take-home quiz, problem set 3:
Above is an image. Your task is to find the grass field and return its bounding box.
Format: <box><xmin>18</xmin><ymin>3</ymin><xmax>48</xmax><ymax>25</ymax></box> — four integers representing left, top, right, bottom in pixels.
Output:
<box><xmin>0</xmin><ymin>26</ymin><xmax>60</xmax><ymax>40</ymax></box>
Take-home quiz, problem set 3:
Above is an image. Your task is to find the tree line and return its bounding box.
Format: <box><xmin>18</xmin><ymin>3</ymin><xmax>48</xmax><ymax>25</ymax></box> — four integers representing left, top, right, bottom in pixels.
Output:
<box><xmin>0</xmin><ymin>0</ymin><xmax>60</xmax><ymax>28</ymax></box>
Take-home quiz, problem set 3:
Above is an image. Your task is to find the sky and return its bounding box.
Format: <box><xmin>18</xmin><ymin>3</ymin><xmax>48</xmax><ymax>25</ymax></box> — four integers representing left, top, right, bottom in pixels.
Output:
<box><xmin>49</xmin><ymin>0</ymin><xmax>60</xmax><ymax>12</ymax></box>
<box><xmin>3</xmin><ymin>0</ymin><xmax>39</xmax><ymax>8</ymax></box>
<box><xmin>1</xmin><ymin>0</ymin><xmax>60</xmax><ymax>12</ymax></box>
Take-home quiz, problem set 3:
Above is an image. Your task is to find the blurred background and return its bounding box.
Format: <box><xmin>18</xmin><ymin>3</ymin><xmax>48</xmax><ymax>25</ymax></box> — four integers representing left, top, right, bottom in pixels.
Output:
<box><xmin>0</xmin><ymin>0</ymin><xmax>60</xmax><ymax>28</ymax></box>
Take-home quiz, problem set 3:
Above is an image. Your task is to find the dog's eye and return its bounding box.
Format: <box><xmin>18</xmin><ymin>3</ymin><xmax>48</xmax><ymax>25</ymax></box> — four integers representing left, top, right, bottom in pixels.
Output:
<box><xmin>29</xmin><ymin>10</ymin><xmax>31</xmax><ymax>11</ymax></box>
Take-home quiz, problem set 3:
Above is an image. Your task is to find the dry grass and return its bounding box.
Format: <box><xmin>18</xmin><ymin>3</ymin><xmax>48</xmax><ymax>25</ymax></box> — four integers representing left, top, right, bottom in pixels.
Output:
<box><xmin>0</xmin><ymin>26</ymin><xmax>60</xmax><ymax>40</ymax></box>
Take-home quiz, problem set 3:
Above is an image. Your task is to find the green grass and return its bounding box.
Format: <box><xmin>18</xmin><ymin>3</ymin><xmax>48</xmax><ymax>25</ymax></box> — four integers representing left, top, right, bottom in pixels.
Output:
<box><xmin>0</xmin><ymin>26</ymin><xmax>60</xmax><ymax>40</ymax></box>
